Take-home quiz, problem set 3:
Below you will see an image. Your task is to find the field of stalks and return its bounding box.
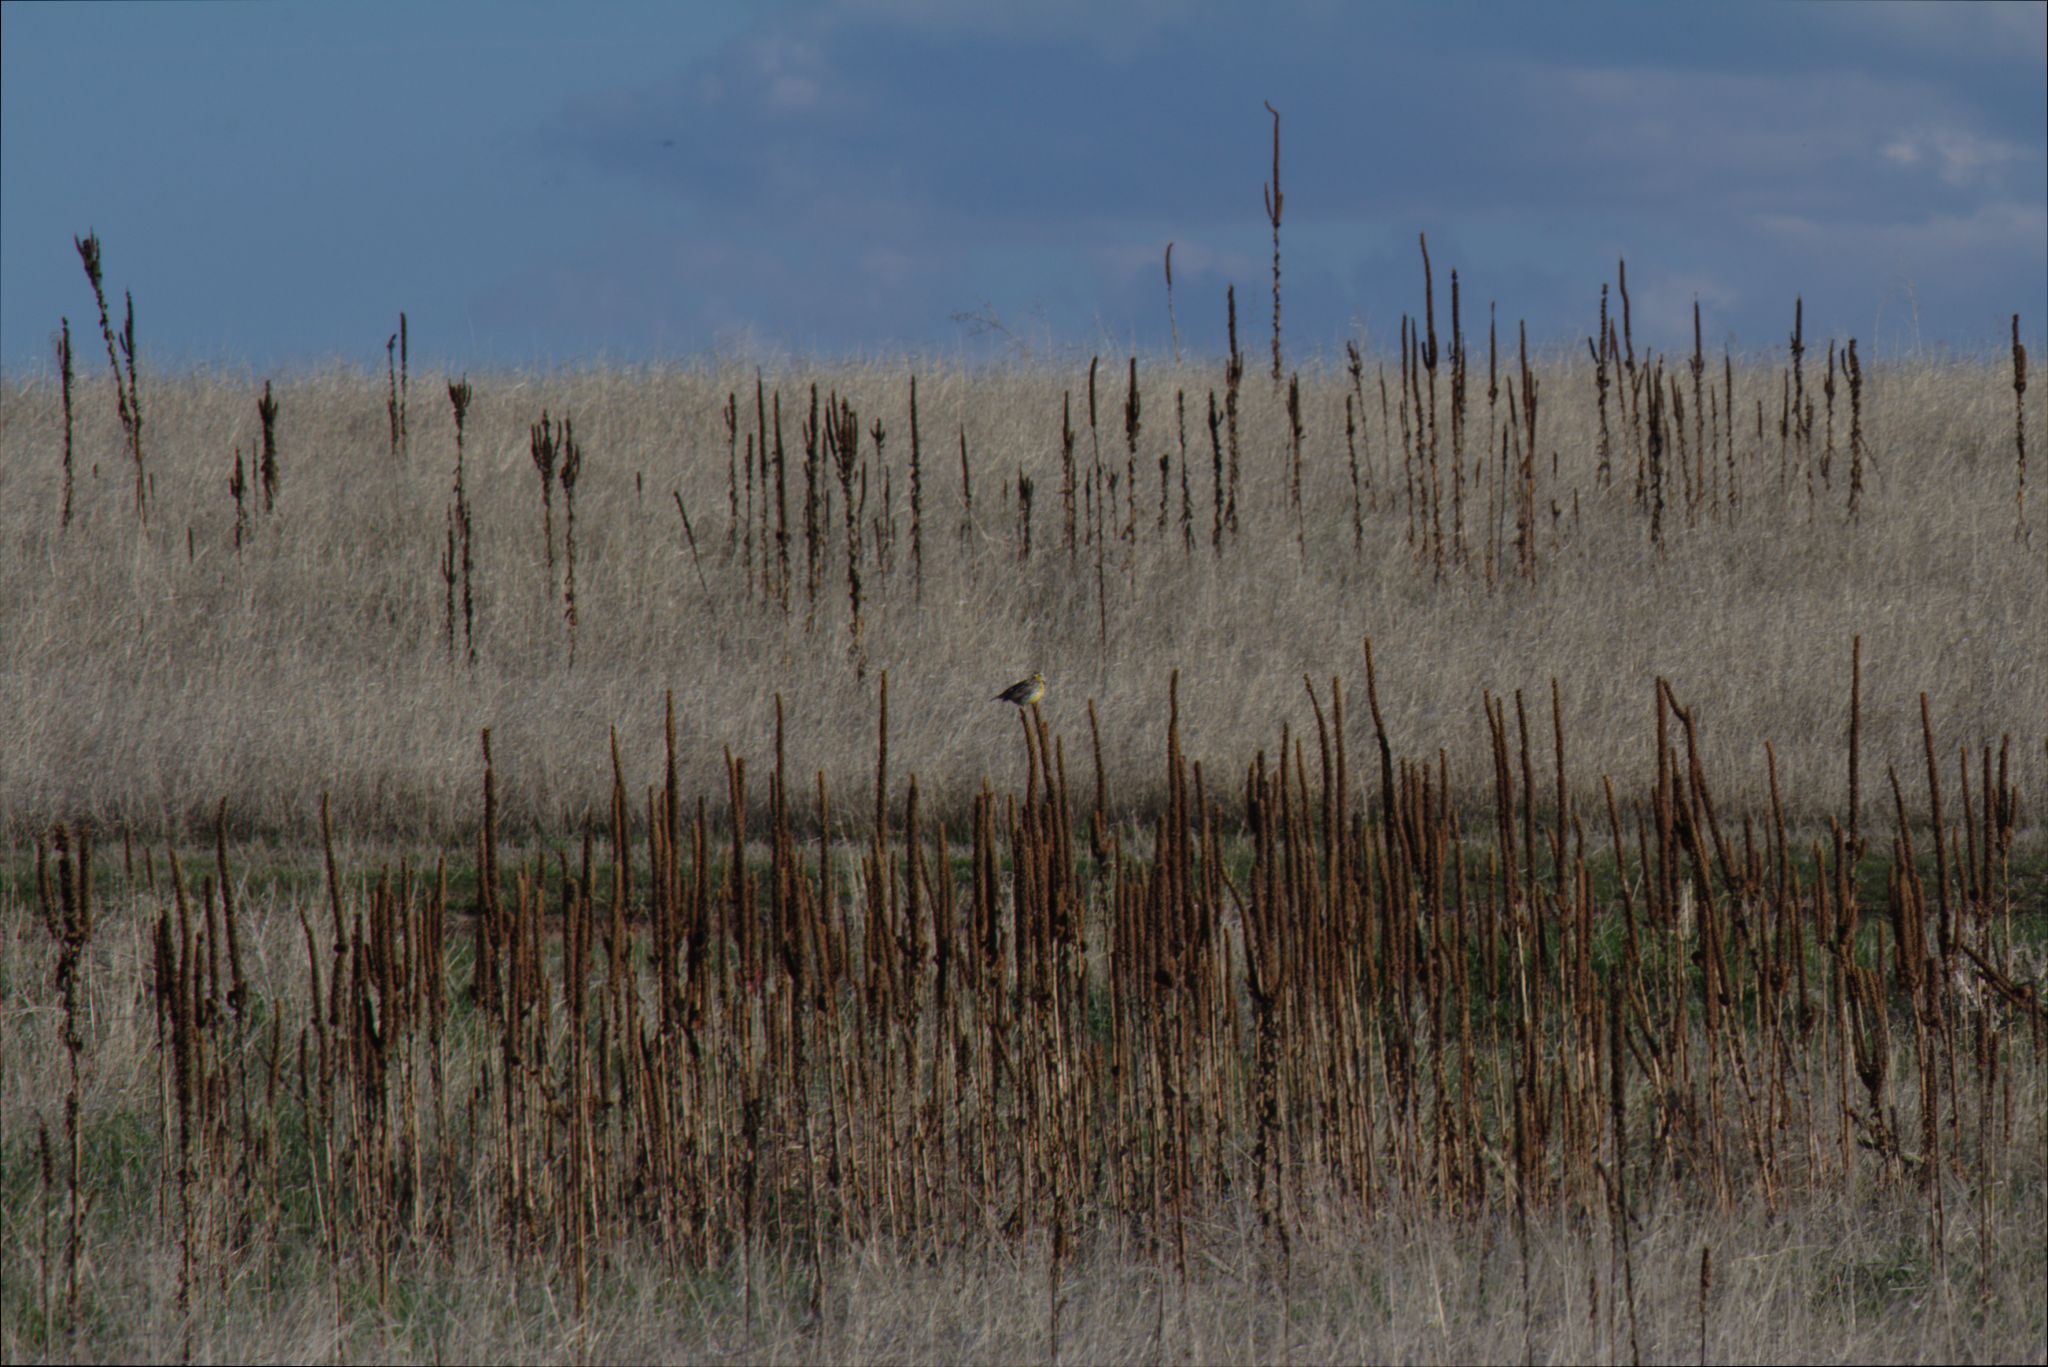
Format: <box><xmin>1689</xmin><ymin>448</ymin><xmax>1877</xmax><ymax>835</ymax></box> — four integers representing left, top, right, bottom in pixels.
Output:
<box><xmin>3</xmin><ymin>238</ymin><xmax>2046</xmax><ymax>1362</ymax></box>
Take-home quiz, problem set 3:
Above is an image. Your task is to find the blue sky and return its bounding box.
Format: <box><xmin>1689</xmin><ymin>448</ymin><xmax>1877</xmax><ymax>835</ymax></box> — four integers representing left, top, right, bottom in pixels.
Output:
<box><xmin>3</xmin><ymin>0</ymin><xmax>2043</xmax><ymax>373</ymax></box>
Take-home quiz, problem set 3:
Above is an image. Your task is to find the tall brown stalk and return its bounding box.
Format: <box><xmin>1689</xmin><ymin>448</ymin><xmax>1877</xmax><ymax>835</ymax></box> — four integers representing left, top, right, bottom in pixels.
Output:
<box><xmin>257</xmin><ymin>381</ymin><xmax>280</xmax><ymax>513</ymax></box>
<box><xmin>1164</xmin><ymin>242</ymin><xmax>1181</xmax><ymax>364</ymax></box>
<box><xmin>560</xmin><ymin>415</ymin><xmax>584</xmax><ymax>665</ymax></box>
<box><xmin>74</xmin><ymin>233</ymin><xmax>146</xmax><ymax>524</ymax></box>
<box><xmin>2013</xmin><ymin>314</ymin><xmax>2028</xmax><ymax>542</ymax></box>
<box><xmin>56</xmin><ymin>321</ymin><xmax>74</xmax><ymax>532</ymax></box>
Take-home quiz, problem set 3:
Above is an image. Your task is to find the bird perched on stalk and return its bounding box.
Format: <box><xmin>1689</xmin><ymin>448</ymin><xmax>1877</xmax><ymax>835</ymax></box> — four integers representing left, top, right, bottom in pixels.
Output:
<box><xmin>995</xmin><ymin>672</ymin><xmax>1046</xmax><ymax>706</ymax></box>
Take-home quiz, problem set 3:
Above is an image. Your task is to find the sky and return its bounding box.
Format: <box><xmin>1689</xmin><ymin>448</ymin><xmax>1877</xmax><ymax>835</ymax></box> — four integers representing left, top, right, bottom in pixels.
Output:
<box><xmin>3</xmin><ymin>0</ymin><xmax>2043</xmax><ymax>373</ymax></box>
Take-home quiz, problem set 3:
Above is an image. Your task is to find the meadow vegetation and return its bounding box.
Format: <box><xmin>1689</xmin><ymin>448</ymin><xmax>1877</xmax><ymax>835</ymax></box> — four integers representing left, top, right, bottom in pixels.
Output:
<box><xmin>2</xmin><ymin>242</ymin><xmax>2043</xmax><ymax>1361</ymax></box>
<box><xmin>1</xmin><ymin>272</ymin><xmax>2041</xmax><ymax>836</ymax></box>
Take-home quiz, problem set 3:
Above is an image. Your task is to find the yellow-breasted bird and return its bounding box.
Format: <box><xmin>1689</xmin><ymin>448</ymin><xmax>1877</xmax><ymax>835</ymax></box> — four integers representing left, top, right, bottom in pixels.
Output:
<box><xmin>995</xmin><ymin>672</ymin><xmax>1046</xmax><ymax>706</ymax></box>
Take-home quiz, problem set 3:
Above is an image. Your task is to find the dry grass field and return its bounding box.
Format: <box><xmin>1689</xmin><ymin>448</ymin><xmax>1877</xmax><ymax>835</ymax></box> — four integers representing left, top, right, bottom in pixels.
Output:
<box><xmin>3</xmin><ymin>263</ymin><xmax>2045</xmax><ymax>1362</ymax></box>
<box><xmin>1</xmin><ymin>304</ymin><xmax>2042</xmax><ymax>836</ymax></box>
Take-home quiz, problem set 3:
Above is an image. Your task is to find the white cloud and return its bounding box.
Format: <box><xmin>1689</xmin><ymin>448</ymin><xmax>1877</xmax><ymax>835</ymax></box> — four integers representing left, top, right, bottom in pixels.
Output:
<box><xmin>1532</xmin><ymin>60</ymin><xmax>2040</xmax><ymax>224</ymax></box>
<box><xmin>1881</xmin><ymin>128</ymin><xmax>2028</xmax><ymax>187</ymax></box>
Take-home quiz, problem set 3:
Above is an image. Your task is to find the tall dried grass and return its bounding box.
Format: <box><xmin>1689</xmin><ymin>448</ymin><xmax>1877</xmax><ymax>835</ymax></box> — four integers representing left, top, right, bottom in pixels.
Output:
<box><xmin>1</xmin><ymin>306</ymin><xmax>2041</xmax><ymax>839</ymax></box>
<box><xmin>2</xmin><ymin>660</ymin><xmax>2042</xmax><ymax>1361</ymax></box>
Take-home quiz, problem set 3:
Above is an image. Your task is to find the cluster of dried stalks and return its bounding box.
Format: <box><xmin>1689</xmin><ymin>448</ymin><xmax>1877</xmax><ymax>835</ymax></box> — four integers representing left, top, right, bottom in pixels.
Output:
<box><xmin>7</xmin><ymin>648</ymin><xmax>2042</xmax><ymax>1359</ymax></box>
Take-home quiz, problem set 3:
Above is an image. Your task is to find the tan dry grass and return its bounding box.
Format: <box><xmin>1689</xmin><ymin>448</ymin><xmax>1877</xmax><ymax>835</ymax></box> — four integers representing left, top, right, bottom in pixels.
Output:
<box><xmin>1</xmin><ymin>352</ymin><xmax>2042</xmax><ymax>839</ymax></box>
<box><xmin>5</xmin><ymin>1200</ymin><xmax>2043</xmax><ymax>1364</ymax></box>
